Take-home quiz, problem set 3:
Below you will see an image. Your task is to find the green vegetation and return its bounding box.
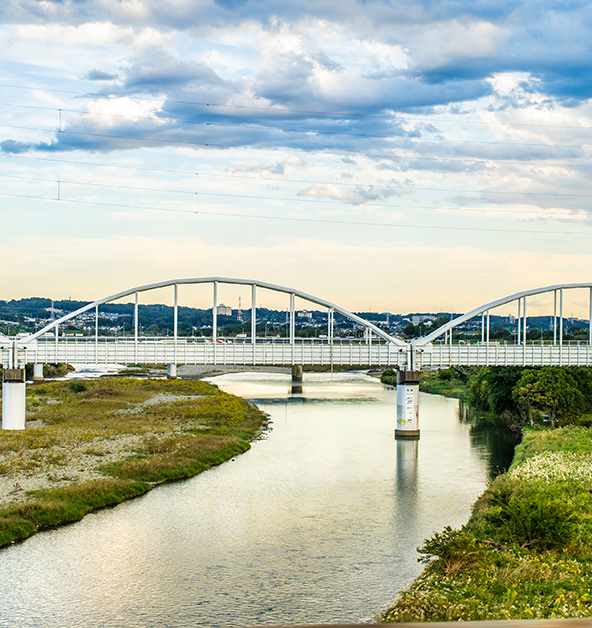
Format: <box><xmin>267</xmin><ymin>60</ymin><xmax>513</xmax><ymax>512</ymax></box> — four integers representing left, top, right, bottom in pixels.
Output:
<box><xmin>380</xmin><ymin>368</ymin><xmax>397</xmax><ymax>386</ymax></box>
<box><xmin>418</xmin><ymin>367</ymin><xmax>474</xmax><ymax>400</ymax></box>
<box><xmin>381</xmin><ymin>365</ymin><xmax>592</xmax><ymax>428</ymax></box>
<box><xmin>0</xmin><ymin>378</ymin><xmax>266</xmax><ymax>548</ymax></box>
<box><xmin>381</xmin><ymin>366</ymin><xmax>473</xmax><ymax>400</ymax></box>
<box><xmin>382</xmin><ymin>426</ymin><xmax>592</xmax><ymax>621</ymax></box>
<box><xmin>471</xmin><ymin>366</ymin><xmax>592</xmax><ymax>428</ymax></box>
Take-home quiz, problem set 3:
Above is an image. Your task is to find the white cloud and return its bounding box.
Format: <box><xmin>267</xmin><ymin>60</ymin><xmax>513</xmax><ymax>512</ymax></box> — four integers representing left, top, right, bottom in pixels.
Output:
<box><xmin>408</xmin><ymin>19</ymin><xmax>510</xmax><ymax>70</ymax></box>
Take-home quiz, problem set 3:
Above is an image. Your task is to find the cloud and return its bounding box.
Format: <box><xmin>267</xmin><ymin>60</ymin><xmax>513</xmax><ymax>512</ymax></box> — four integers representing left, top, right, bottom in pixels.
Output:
<box><xmin>85</xmin><ymin>69</ymin><xmax>119</xmax><ymax>81</ymax></box>
<box><xmin>119</xmin><ymin>51</ymin><xmax>228</xmax><ymax>94</ymax></box>
<box><xmin>227</xmin><ymin>157</ymin><xmax>305</xmax><ymax>175</ymax></box>
<box><xmin>298</xmin><ymin>182</ymin><xmax>402</xmax><ymax>205</ymax></box>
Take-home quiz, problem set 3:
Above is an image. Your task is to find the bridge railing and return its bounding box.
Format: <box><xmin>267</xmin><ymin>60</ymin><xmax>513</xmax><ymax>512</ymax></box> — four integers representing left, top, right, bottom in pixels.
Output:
<box><xmin>3</xmin><ymin>336</ymin><xmax>409</xmax><ymax>369</ymax></box>
<box><xmin>418</xmin><ymin>342</ymin><xmax>592</xmax><ymax>369</ymax></box>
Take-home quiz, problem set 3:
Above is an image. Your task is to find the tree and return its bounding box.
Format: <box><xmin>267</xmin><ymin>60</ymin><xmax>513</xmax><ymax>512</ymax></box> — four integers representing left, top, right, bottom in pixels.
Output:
<box><xmin>403</xmin><ymin>322</ymin><xmax>418</xmax><ymax>338</ymax></box>
<box><xmin>512</xmin><ymin>367</ymin><xmax>584</xmax><ymax>427</ymax></box>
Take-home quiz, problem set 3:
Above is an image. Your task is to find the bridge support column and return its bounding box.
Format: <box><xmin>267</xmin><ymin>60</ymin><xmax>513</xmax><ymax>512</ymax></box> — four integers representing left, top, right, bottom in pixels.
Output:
<box><xmin>291</xmin><ymin>364</ymin><xmax>303</xmax><ymax>394</ymax></box>
<box><xmin>33</xmin><ymin>363</ymin><xmax>44</xmax><ymax>382</ymax></box>
<box><xmin>395</xmin><ymin>370</ymin><xmax>420</xmax><ymax>440</ymax></box>
<box><xmin>2</xmin><ymin>369</ymin><xmax>26</xmax><ymax>430</ymax></box>
<box><xmin>167</xmin><ymin>364</ymin><xmax>177</xmax><ymax>379</ymax></box>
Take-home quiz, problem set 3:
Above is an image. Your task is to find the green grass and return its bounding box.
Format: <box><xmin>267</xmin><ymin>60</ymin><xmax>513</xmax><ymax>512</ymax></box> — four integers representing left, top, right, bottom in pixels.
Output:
<box><xmin>381</xmin><ymin>426</ymin><xmax>592</xmax><ymax>622</ymax></box>
<box><xmin>380</xmin><ymin>367</ymin><xmax>472</xmax><ymax>400</ymax></box>
<box><xmin>0</xmin><ymin>377</ymin><xmax>267</xmax><ymax>548</ymax></box>
<box><xmin>419</xmin><ymin>376</ymin><xmax>471</xmax><ymax>400</ymax></box>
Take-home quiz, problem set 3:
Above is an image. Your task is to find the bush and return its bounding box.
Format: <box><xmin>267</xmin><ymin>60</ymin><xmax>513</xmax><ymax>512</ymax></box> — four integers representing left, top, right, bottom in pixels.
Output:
<box><xmin>68</xmin><ymin>381</ymin><xmax>87</xmax><ymax>393</ymax></box>
<box><xmin>483</xmin><ymin>478</ymin><xmax>577</xmax><ymax>550</ymax></box>
<box><xmin>380</xmin><ymin>368</ymin><xmax>397</xmax><ymax>386</ymax></box>
<box><xmin>418</xmin><ymin>526</ymin><xmax>485</xmax><ymax>575</ymax></box>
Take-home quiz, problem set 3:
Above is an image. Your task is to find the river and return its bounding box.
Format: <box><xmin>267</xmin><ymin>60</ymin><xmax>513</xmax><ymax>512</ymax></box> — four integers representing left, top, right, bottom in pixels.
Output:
<box><xmin>0</xmin><ymin>371</ymin><xmax>514</xmax><ymax>627</ymax></box>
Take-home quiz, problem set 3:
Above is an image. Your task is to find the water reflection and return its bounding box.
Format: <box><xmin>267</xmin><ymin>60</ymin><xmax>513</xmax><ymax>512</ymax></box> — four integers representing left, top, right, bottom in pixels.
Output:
<box><xmin>0</xmin><ymin>372</ymin><xmax>517</xmax><ymax>628</ymax></box>
<box><xmin>396</xmin><ymin>440</ymin><xmax>418</xmax><ymax>491</ymax></box>
<box><xmin>459</xmin><ymin>400</ymin><xmax>521</xmax><ymax>480</ymax></box>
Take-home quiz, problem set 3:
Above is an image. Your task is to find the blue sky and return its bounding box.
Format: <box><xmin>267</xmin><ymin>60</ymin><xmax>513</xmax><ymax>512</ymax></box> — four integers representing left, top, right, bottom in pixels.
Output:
<box><xmin>1</xmin><ymin>0</ymin><xmax>592</xmax><ymax>315</ymax></box>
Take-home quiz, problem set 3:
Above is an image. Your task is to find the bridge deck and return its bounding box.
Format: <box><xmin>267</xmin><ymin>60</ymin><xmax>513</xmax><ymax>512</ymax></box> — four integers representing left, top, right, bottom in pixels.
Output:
<box><xmin>3</xmin><ymin>338</ymin><xmax>592</xmax><ymax>369</ymax></box>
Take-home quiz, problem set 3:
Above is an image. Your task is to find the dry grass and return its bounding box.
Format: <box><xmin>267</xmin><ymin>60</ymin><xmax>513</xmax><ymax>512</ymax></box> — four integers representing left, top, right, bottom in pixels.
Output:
<box><xmin>0</xmin><ymin>377</ymin><xmax>267</xmax><ymax>548</ymax></box>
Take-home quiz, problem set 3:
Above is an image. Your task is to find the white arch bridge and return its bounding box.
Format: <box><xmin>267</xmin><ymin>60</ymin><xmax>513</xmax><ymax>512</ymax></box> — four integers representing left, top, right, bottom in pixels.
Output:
<box><xmin>2</xmin><ymin>278</ymin><xmax>592</xmax><ymax>371</ymax></box>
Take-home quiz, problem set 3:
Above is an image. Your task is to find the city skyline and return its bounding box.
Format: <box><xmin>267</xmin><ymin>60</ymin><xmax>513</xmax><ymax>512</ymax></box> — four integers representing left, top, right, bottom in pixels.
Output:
<box><xmin>1</xmin><ymin>1</ymin><xmax>592</xmax><ymax>315</ymax></box>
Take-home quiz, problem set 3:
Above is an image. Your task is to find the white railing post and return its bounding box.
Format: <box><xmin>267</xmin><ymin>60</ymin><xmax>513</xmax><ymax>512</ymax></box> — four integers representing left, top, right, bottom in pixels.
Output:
<box><xmin>95</xmin><ymin>305</ymin><xmax>99</xmax><ymax>363</ymax></box>
<box><xmin>522</xmin><ymin>297</ymin><xmax>527</xmax><ymax>366</ymax></box>
<box><xmin>486</xmin><ymin>310</ymin><xmax>490</xmax><ymax>365</ymax></box>
<box><xmin>134</xmin><ymin>292</ymin><xmax>138</xmax><ymax>364</ymax></box>
<box><xmin>251</xmin><ymin>283</ymin><xmax>256</xmax><ymax>365</ymax></box>
<box><xmin>212</xmin><ymin>281</ymin><xmax>218</xmax><ymax>364</ymax></box>
<box><xmin>589</xmin><ymin>287</ymin><xmax>591</xmax><ymax>346</ymax></box>
<box><xmin>290</xmin><ymin>293</ymin><xmax>295</xmax><ymax>365</ymax></box>
<box><xmin>517</xmin><ymin>298</ymin><xmax>521</xmax><ymax>346</ymax></box>
<box><xmin>553</xmin><ymin>290</ymin><xmax>557</xmax><ymax>345</ymax></box>
<box><xmin>559</xmin><ymin>288</ymin><xmax>564</xmax><ymax>366</ymax></box>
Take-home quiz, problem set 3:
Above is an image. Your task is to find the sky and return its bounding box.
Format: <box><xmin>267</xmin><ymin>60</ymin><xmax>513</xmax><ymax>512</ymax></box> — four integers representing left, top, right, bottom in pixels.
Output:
<box><xmin>1</xmin><ymin>0</ymin><xmax>592</xmax><ymax>317</ymax></box>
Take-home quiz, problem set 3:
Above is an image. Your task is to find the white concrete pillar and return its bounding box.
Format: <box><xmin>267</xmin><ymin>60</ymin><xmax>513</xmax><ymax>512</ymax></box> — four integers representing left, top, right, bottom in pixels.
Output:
<box><xmin>2</xmin><ymin>369</ymin><xmax>26</xmax><ymax>430</ymax></box>
<box><xmin>395</xmin><ymin>370</ymin><xmax>420</xmax><ymax>440</ymax></box>
<box><xmin>33</xmin><ymin>363</ymin><xmax>44</xmax><ymax>381</ymax></box>
<box><xmin>167</xmin><ymin>363</ymin><xmax>177</xmax><ymax>379</ymax></box>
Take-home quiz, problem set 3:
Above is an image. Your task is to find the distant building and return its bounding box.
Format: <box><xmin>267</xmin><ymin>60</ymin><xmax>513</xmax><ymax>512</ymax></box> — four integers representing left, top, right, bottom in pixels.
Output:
<box><xmin>217</xmin><ymin>304</ymin><xmax>232</xmax><ymax>316</ymax></box>
<box><xmin>411</xmin><ymin>315</ymin><xmax>435</xmax><ymax>325</ymax></box>
<box><xmin>298</xmin><ymin>310</ymin><xmax>313</xmax><ymax>319</ymax></box>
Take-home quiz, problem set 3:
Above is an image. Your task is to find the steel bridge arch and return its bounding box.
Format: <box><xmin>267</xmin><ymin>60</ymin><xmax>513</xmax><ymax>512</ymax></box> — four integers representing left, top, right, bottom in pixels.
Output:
<box><xmin>19</xmin><ymin>277</ymin><xmax>408</xmax><ymax>347</ymax></box>
<box><xmin>415</xmin><ymin>282</ymin><xmax>592</xmax><ymax>347</ymax></box>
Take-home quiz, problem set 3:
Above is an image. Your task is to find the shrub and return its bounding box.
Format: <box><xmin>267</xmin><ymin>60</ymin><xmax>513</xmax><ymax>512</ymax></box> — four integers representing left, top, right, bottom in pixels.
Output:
<box><xmin>484</xmin><ymin>478</ymin><xmax>577</xmax><ymax>550</ymax></box>
<box><xmin>68</xmin><ymin>381</ymin><xmax>87</xmax><ymax>393</ymax></box>
<box><xmin>418</xmin><ymin>526</ymin><xmax>485</xmax><ymax>575</ymax></box>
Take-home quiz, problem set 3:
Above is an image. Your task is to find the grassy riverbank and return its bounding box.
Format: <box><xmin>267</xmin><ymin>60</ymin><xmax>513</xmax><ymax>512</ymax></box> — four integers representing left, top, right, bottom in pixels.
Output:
<box><xmin>0</xmin><ymin>377</ymin><xmax>266</xmax><ymax>548</ymax></box>
<box><xmin>382</xmin><ymin>425</ymin><xmax>592</xmax><ymax>621</ymax></box>
<box><xmin>380</xmin><ymin>367</ymin><xmax>472</xmax><ymax>400</ymax></box>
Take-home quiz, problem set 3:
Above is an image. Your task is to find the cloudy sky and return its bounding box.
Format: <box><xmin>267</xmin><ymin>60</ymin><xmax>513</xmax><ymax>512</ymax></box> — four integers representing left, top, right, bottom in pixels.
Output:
<box><xmin>1</xmin><ymin>0</ymin><xmax>592</xmax><ymax>315</ymax></box>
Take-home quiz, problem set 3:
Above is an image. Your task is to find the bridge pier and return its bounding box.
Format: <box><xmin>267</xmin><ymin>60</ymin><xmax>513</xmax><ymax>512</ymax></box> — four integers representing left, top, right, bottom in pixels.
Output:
<box><xmin>2</xmin><ymin>369</ymin><xmax>26</xmax><ymax>430</ymax></box>
<box><xmin>33</xmin><ymin>363</ymin><xmax>44</xmax><ymax>382</ymax></box>
<box><xmin>395</xmin><ymin>370</ymin><xmax>420</xmax><ymax>440</ymax></box>
<box><xmin>291</xmin><ymin>364</ymin><xmax>303</xmax><ymax>393</ymax></box>
<box><xmin>167</xmin><ymin>364</ymin><xmax>177</xmax><ymax>379</ymax></box>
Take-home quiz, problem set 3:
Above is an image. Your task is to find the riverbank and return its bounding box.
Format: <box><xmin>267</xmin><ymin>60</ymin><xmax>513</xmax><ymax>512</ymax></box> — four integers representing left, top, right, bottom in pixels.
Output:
<box><xmin>380</xmin><ymin>367</ymin><xmax>471</xmax><ymax>400</ymax></box>
<box><xmin>0</xmin><ymin>377</ymin><xmax>267</xmax><ymax>548</ymax></box>
<box><xmin>382</xmin><ymin>424</ymin><xmax>592</xmax><ymax>621</ymax></box>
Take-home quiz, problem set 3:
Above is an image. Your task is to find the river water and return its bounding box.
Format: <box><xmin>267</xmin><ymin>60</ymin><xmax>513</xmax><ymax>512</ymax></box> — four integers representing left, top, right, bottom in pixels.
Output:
<box><xmin>0</xmin><ymin>371</ymin><xmax>514</xmax><ymax>627</ymax></box>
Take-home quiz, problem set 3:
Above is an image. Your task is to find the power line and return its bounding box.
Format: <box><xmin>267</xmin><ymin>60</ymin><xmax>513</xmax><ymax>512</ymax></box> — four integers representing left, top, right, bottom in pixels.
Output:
<box><xmin>0</xmin><ymin>191</ymin><xmax>588</xmax><ymax>236</ymax></box>
<box><xmin>1</xmin><ymin>101</ymin><xmax>590</xmax><ymax>149</ymax></box>
<box><xmin>0</xmin><ymin>172</ymin><xmax>588</xmax><ymax>217</ymax></box>
<box><xmin>2</xmin><ymin>122</ymin><xmax>592</xmax><ymax>172</ymax></box>
<box><xmin>1</xmin><ymin>82</ymin><xmax>591</xmax><ymax>131</ymax></box>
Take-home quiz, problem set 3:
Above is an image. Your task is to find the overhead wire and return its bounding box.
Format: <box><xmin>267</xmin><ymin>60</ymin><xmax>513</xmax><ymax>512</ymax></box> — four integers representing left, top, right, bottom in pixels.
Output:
<box><xmin>1</xmin><ymin>81</ymin><xmax>591</xmax><ymax>130</ymax></box>
<box><xmin>0</xmin><ymin>172</ymin><xmax>588</xmax><ymax>217</ymax></box>
<box><xmin>0</xmin><ymin>190</ymin><xmax>589</xmax><ymax>236</ymax></box>
<box><xmin>0</xmin><ymin>100</ymin><xmax>590</xmax><ymax>149</ymax></box>
<box><xmin>1</xmin><ymin>122</ymin><xmax>592</xmax><ymax>172</ymax></box>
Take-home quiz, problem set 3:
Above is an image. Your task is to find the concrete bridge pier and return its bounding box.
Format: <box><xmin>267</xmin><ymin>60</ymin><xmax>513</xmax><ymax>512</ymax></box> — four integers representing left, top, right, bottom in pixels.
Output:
<box><xmin>291</xmin><ymin>364</ymin><xmax>303</xmax><ymax>393</ymax></box>
<box><xmin>167</xmin><ymin>364</ymin><xmax>177</xmax><ymax>379</ymax></box>
<box><xmin>395</xmin><ymin>370</ymin><xmax>420</xmax><ymax>440</ymax></box>
<box><xmin>2</xmin><ymin>369</ymin><xmax>26</xmax><ymax>430</ymax></box>
<box><xmin>33</xmin><ymin>363</ymin><xmax>44</xmax><ymax>382</ymax></box>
